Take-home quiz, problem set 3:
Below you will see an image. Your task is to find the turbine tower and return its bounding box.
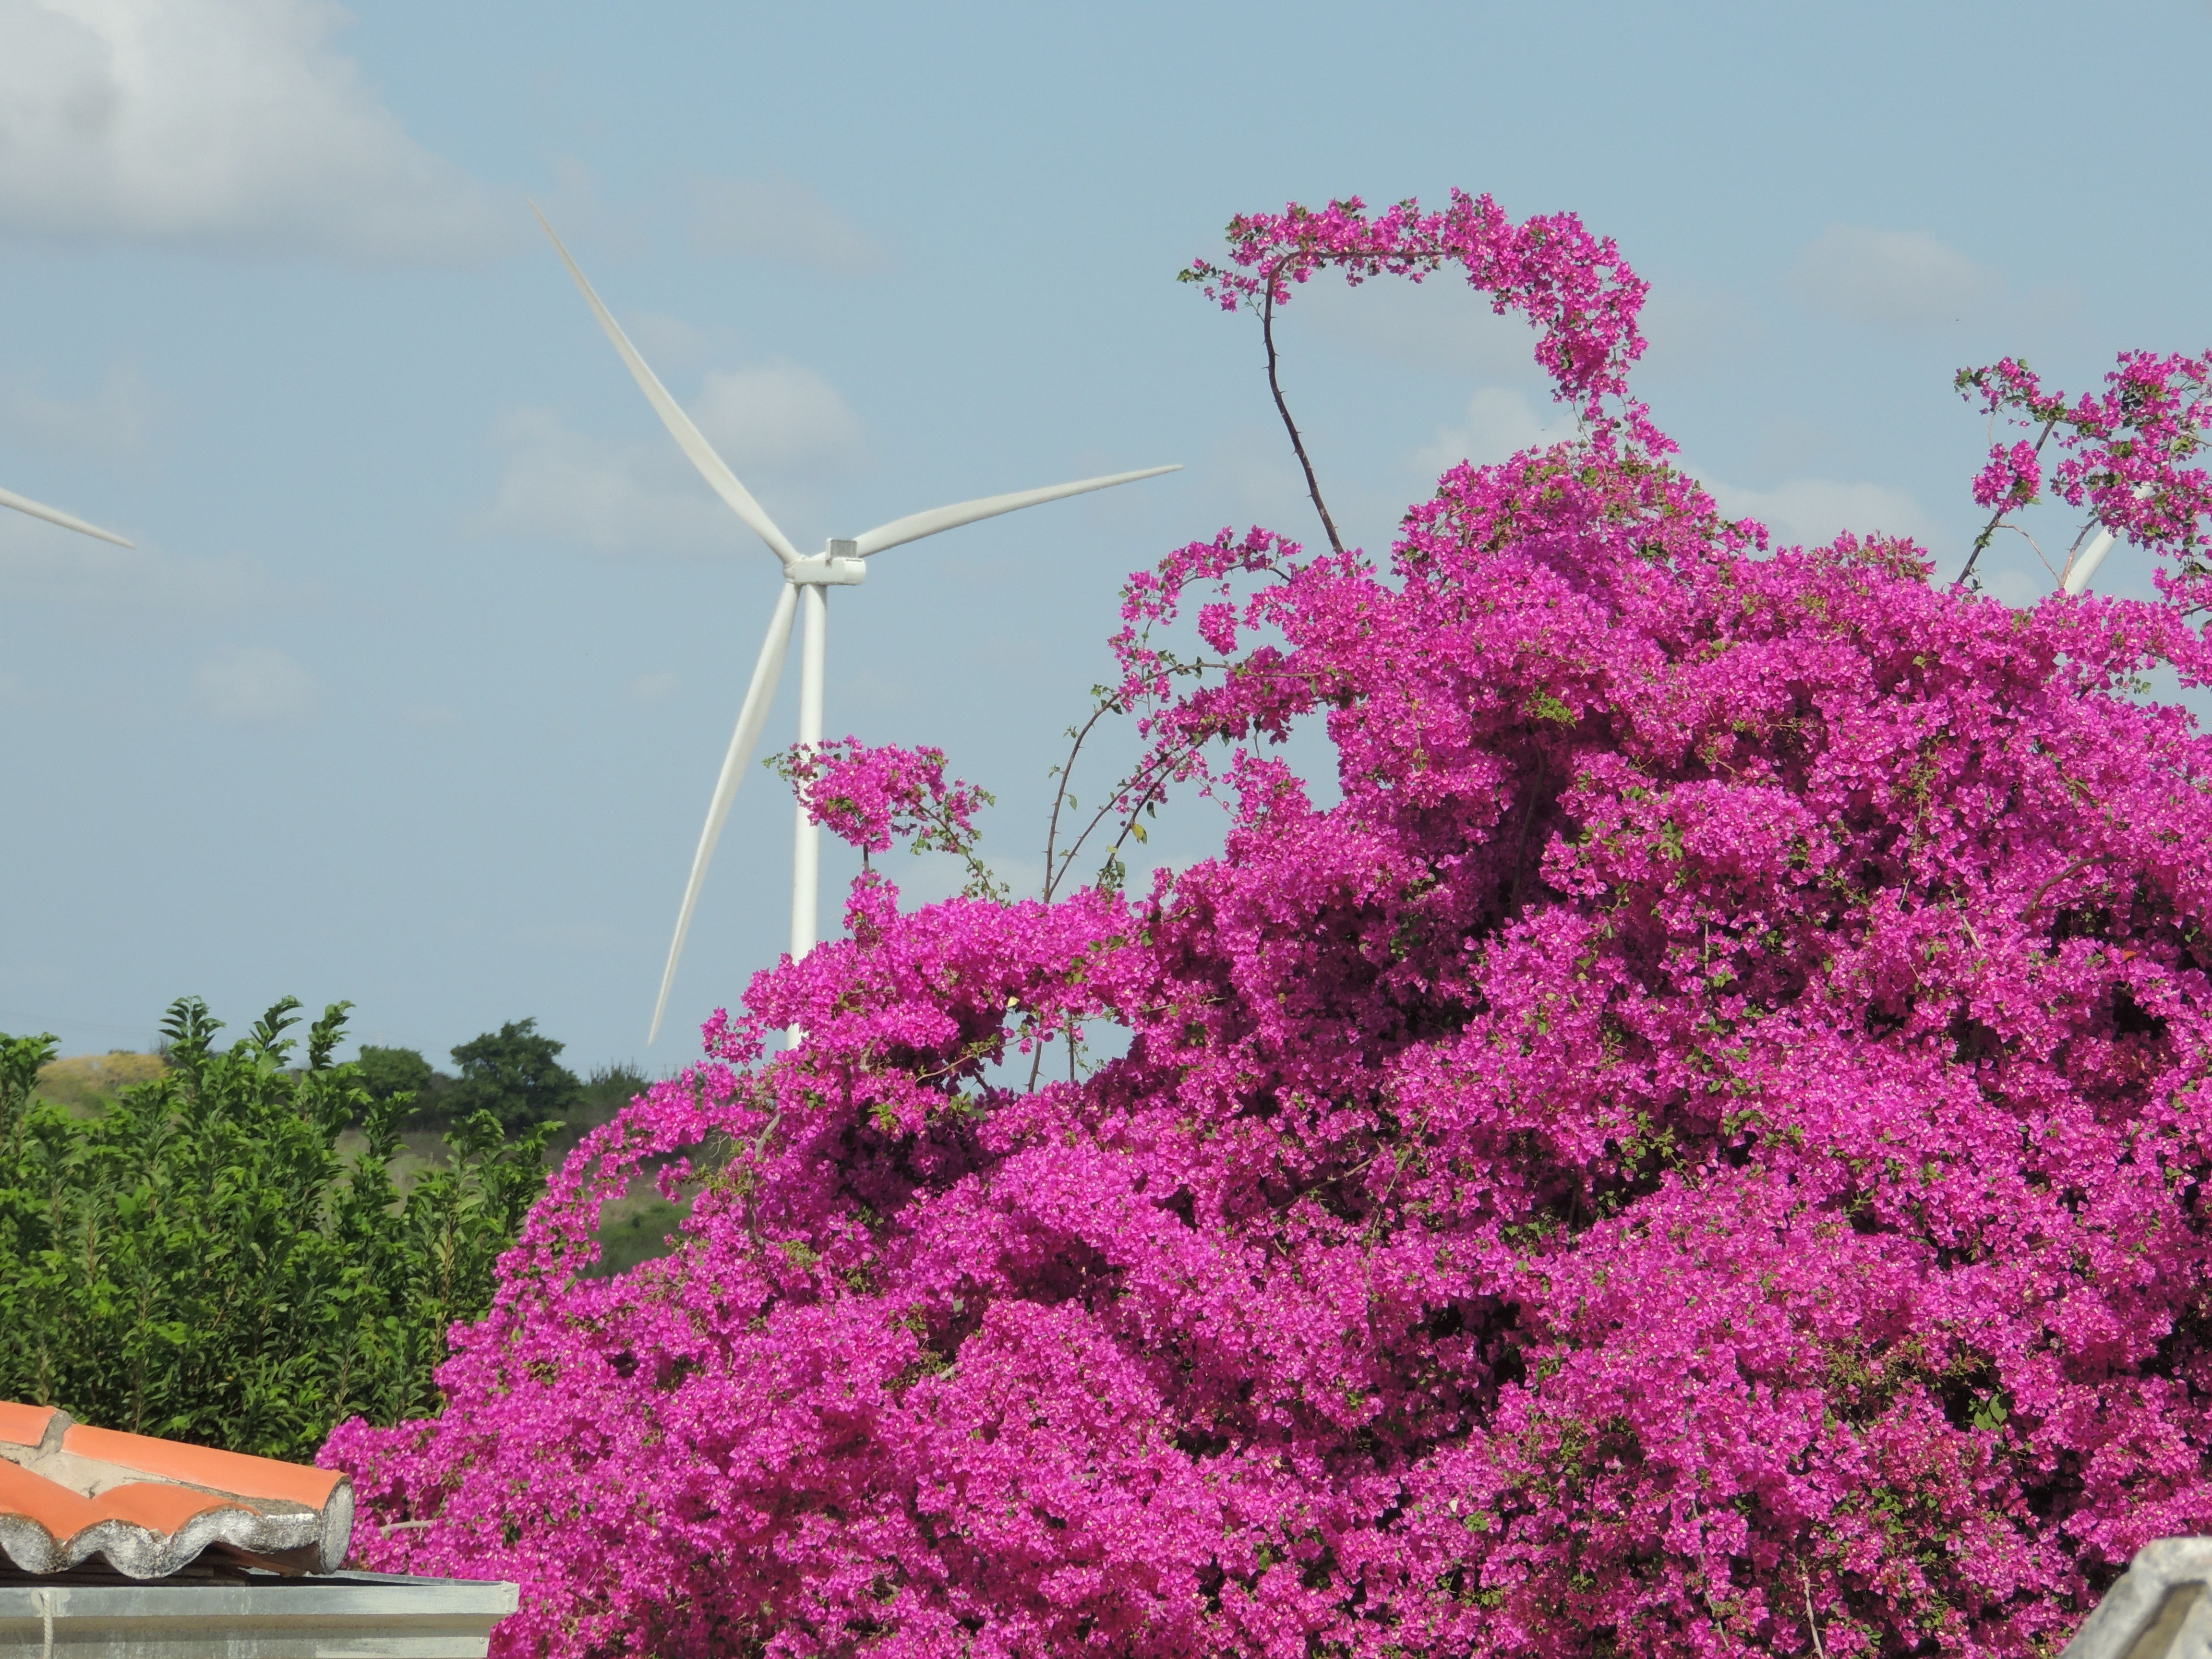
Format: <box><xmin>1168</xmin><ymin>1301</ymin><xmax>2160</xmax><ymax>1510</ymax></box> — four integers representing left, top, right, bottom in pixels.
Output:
<box><xmin>0</xmin><ymin>483</ymin><xmax>132</xmax><ymax>548</ymax></box>
<box><xmin>532</xmin><ymin>210</ymin><xmax>1179</xmax><ymax>1043</ymax></box>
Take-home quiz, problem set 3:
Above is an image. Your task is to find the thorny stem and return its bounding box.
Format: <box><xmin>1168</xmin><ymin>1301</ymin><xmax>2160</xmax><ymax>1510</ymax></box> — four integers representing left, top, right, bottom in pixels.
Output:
<box><xmin>1800</xmin><ymin>1565</ymin><xmax>1828</xmax><ymax>1659</ymax></box>
<box><xmin>1042</xmin><ymin>698</ymin><xmax>1122</xmax><ymax>904</ymax></box>
<box><xmin>1957</xmin><ymin>417</ymin><xmax>2058</xmax><ymax>587</ymax></box>
<box><xmin>2056</xmin><ymin>517</ymin><xmax>2100</xmax><ymax>589</ymax></box>
<box><xmin>1093</xmin><ymin>743</ymin><xmax>1194</xmax><ymax>879</ymax></box>
<box><xmin>1262</xmin><ymin>263</ymin><xmax>1346</xmax><ymax>557</ymax></box>
<box><xmin>1027</xmin><ymin>732</ymin><xmax>1206</xmax><ymax>1092</ymax></box>
<box><xmin>1029</xmin><ymin>638</ymin><xmax>1331</xmax><ymax>1086</ymax></box>
<box><xmin>2025</xmin><ymin>851</ymin><xmax>2117</xmax><ymax>920</ymax></box>
<box><xmin>1029</xmin><ymin>729</ymin><xmax>1219</xmax><ymax>1091</ymax></box>
<box><xmin>1057</xmin><ymin>729</ymin><xmax>1213</xmax><ymax>898</ymax></box>
<box><xmin>740</xmin><ymin>1104</ymin><xmax>782</xmax><ymax>1244</ymax></box>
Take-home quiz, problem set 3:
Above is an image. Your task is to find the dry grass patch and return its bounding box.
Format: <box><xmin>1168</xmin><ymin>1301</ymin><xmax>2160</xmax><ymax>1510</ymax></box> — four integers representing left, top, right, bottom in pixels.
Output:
<box><xmin>35</xmin><ymin>1051</ymin><xmax>168</xmax><ymax>1111</ymax></box>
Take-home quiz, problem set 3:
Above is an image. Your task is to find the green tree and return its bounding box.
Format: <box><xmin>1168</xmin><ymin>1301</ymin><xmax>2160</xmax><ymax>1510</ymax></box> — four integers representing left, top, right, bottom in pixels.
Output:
<box><xmin>355</xmin><ymin>1044</ymin><xmax>440</xmax><ymax>1108</ymax></box>
<box><xmin>445</xmin><ymin>1018</ymin><xmax>580</xmax><ymax>1134</ymax></box>
<box><xmin>0</xmin><ymin>997</ymin><xmax>548</xmax><ymax>1461</ymax></box>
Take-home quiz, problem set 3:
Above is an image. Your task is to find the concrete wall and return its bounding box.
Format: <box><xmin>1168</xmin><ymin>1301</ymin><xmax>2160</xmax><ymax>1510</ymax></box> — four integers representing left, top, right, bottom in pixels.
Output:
<box><xmin>0</xmin><ymin>1568</ymin><xmax>517</xmax><ymax>1659</ymax></box>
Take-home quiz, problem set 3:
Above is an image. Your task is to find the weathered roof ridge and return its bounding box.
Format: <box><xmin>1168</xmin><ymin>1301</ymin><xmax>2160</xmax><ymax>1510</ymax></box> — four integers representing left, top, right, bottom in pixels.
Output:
<box><xmin>0</xmin><ymin>1404</ymin><xmax>352</xmax><ymax>1579</ymax></box>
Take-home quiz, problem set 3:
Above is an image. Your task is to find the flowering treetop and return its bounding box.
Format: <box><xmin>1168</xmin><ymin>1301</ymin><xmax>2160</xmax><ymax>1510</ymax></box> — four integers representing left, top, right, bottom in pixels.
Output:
<box><xmin>330</xmin><ymin>193</ymin><xmax>2212</xmax><ymax>1659</ymax></box>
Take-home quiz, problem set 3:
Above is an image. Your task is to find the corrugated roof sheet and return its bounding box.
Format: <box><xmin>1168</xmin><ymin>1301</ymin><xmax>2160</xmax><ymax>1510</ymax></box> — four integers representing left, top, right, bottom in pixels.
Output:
<box><xmin>0</xmin><ymin>1404</ymin><xmax>352</xmax><ymax>1579</ymax></box>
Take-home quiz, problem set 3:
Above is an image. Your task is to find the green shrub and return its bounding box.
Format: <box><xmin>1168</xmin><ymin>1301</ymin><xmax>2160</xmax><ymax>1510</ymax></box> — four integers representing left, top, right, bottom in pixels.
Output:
<box><xmin>0</xmin><ymin>996</ymin><xmax>548</xmax><ymax>1462</ymax></box>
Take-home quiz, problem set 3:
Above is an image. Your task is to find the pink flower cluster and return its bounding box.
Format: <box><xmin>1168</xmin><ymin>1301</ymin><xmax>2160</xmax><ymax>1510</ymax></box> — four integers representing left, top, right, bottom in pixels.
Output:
<box><xmin>773</xmin><ymin>737</ymin><xmax>991</xmax><ymax>862</ymax></box>
<box><xmin>1971</xmin><ymin>439</ymin><xmax>2042</xmax><ymax>509</ymax></box>
<box><xmin>1181</xmin><ymin>191</ymin><xmax>1666</xmax><ymax>453</ymax></box>
<box><xmin>327</xmin><ymin>200</ymin><xmax>2212</xmax><ymax>1659</ymax></box>
<box><xmin>1958</xmin><ymin>352</ymin><xmax>2212</xmax><ymax>592</ymax></box>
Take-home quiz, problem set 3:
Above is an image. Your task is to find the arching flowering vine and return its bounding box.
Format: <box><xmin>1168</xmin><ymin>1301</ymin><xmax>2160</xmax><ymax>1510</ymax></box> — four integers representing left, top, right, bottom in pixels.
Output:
<box><xmin>1178</xmin><ymin>191</ymin><xmax>1667</xmax><ymax>554</ymax></box>
<box><xmin>329</xmin><ymin>196</ymin><xmax>2212</xmax><ymax>1659</ymax></box>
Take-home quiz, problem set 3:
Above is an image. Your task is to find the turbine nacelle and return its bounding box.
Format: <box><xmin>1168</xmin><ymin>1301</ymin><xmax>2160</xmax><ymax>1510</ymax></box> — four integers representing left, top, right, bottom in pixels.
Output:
<box><xmin>787</xmin><ymin>545</ymin><xmax>867</xmax><ymax>587</ymax></box>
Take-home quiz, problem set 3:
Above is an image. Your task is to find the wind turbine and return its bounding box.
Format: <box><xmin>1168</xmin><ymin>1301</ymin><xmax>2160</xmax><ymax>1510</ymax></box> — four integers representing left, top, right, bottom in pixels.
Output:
<box><xmin>531</xmin><ymin>209</ymin><xmax>1180</xmax><ymax>1043</ymax></box>
<box><xmin>0</xmin><ymin>483</ymin><xmax>132</xmax><ymax>548</ymax></box>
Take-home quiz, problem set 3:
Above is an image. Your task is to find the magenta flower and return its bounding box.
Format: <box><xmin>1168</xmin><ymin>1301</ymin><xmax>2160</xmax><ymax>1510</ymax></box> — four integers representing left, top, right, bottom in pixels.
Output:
<box><xmin>1972</xmin><ymin>439</ymin><xmax>2043</xmax><ymax>508</ymax></box>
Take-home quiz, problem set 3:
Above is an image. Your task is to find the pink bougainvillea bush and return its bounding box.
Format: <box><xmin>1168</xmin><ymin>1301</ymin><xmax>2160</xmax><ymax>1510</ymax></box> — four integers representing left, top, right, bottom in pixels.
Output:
<box><xmin>328</xmin><ymin>195</ymin><xmax>2212</xmax><ymax>1658</ymax></box>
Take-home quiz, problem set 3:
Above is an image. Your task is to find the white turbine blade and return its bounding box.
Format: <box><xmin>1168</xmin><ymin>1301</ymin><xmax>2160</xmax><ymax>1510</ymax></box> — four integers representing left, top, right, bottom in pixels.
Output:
<box><xmin>2061</xmin><ymin>484</ymin><xmax>2153</xmax><ymax>595</ymax></box>
<box><xmin>2062</xmin><ymin>528</ymin><xmax>2117</xmax><ymax>595</ymax></box>
<box><xmin>530</xmin><ymin>203</ymin><xmax>800</xmax><ymax>567</ymax></box>
<box><xmin>0</xmin><ymin>484</ymin><xmax>133</xmax><ymax>548</ymax></box>
<box><xmin>851</xmin><ymin>464</ymin><xmax>1181</xmax><ymax>558</ymax></box>
<box><xmin>648</xmin><ymin>582</ymin><xmax>800</xmax><ymax>1045</ymax></box>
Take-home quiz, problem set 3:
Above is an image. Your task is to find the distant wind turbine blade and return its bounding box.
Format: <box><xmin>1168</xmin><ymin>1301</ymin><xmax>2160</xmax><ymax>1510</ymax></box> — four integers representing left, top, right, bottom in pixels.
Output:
<box><xmin>851</xmin><ymin>464</ymin><xmax>1181</xmax><ymax>557</ymax></box>
<box><xmin>530</xmin><ymin>203</ymin><xmax>801</xmax><ymax>567</ymax></box>
<box><xmin>0</xmin><ymin>484</ymin><xmax>133</xmax><ymax>548</ymax></box>
<box><xmin>648</xmin><ymin>581</ymin><xmax>801</xmax><ymax>1045</ymax></box>
<box><xmin>2063</xmin><ymin>528</ymin><xmax>2117</xmax><ymax>595</ymax></box>
<box><xmin>2061</xmin><ymin>484</ymin><xmax>2154</xmax><ymax>595</ymax></box>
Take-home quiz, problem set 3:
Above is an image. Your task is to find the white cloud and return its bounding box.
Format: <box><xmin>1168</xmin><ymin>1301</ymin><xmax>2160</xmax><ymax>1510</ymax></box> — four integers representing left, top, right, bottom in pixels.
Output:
<box><xmin>1403</xmin><ymin>395</ymin><xmax>1932</xmax><ymax>558</ymax></box>
<box><xmin>690</xmin><ymin>362</ymin><xmax>866</xmax><ymax>475</ymax></box>
<box><xmin>619</xmin><ymin>312</ymin><xmax>745</xmax><ymax>374</ymax></box>
<box><xmin>193</xmin><ymin>645</ymin><xmax>316</xmax><ymax>722</ymax></box>
<box><xmin>1701</xmin><ymin>473</ymin><xmax>1932</xmax><ymax>551</ymax></box>
<box><xmin>1791</xmin><ymin>225</ymin><xmax>1998</xmax><ymax>330</ymax></box>
<box><xmin>483</xmin><ymin>359</ymin><xmax>866</xmax><ymax>555</ymax></box>
<box><xmin>689</xmin><ymin>176</ymin><xmax>886</xmax><ymax>275</ymax></box>
<box><xmin>1633</xmin><ymin>283</ymin><xmax>1762</xmax><ymax>384</ymax></box>
<box><xmin>1983</xmin><ymin>562</ymin><xmax>2052</xmax><ymax>609</ymax></box>
<box><xmin>0</xmin><ymin>364</ymin><xmax>154</xmax><ymax>453</ymax></box>
<box><xmin>1413</xmin><ymin>386</ymin><xmax>1579</xmax><ymax>475</ymax></box>
<box><xmin>0</xmin><ymin>0</ymin><xmax>503</xmax><ymax>260</ymax></box>
<box><xmin>0</xmin><ymin>510</ymin><xmax>262</xmax><ymax>607</ymax></box>
<box><xmin>629</xmin><ymin>671</ymin><xmax>678</xmax><ymax>702</ymax></box>
<box><xmin>481</xmin><ymin>409</ymin><xmax>731</xmax><ymax>556</ymax></box>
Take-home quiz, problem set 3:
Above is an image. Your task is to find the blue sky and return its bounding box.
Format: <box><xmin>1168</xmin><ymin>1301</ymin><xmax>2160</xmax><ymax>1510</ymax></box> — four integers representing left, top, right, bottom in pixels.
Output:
<box><xmin>3</xmin><ymin>0</ymin><xmax>2206</xmax><ymax>1070</ymax></box>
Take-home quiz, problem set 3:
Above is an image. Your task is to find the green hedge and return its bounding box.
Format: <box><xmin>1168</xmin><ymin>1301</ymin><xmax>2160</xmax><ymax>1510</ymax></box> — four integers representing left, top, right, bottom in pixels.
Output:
<box><xmin>0</xmin><ymin>997</ymin><xmax>548</xmax><ymax>1462</ymax></box>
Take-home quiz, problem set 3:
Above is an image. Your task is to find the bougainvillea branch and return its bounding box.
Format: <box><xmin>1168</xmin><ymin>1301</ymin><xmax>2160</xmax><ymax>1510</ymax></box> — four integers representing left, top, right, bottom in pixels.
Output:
<box><xmin>1954</xmin><ymin>350</ymin><xmax>2212</xmax><ymax>592</ymax></box>
<box><xmin>1257</xmin><ymin>269</ymin><xmax>1346</xmax><ymax>553</ymax></box>
<box><xmin>771</xmin><ymin>736</ymin><xmax>1003</xmax><ymax>899</ymax></box>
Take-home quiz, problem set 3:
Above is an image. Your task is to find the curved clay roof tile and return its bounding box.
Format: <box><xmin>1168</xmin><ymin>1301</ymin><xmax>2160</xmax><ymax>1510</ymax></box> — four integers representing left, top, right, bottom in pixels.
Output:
<box><xmin>0</xmin><ymin>1404</ymin><xmax>354</xmax><ymax>1579</ymax></box>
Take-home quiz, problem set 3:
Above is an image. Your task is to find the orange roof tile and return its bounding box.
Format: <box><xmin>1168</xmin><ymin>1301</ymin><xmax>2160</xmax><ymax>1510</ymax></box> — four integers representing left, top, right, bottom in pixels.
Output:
<box><xmin>0</xmin><ymin>1404</ymin><xmax>353</xmax><ymax>1579</ymax></box>
<box><xmin>61</xmin><ymin>1424</ymin><xmax>345</xmax><ymax>1512</ymax></box>
<box><xmin>0</xmin><ymin>1404</ymin><xmax>56</xmax><ymax>1450</ymax></box>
